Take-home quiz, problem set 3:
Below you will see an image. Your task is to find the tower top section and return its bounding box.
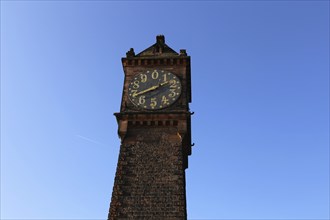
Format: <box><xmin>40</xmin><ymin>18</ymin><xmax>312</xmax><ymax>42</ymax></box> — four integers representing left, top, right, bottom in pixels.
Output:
<box><xmin>126</xmin><ymin>35</ymin><xmax>187</xmax><ymax>58</ymax></box>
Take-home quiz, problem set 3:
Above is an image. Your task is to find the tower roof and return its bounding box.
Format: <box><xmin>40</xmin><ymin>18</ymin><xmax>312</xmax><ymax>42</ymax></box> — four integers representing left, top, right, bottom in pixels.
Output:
<box><xmin>135</xmin><ymin>35</ymin><xmax>179</xmax><ymax>57</ymax></box>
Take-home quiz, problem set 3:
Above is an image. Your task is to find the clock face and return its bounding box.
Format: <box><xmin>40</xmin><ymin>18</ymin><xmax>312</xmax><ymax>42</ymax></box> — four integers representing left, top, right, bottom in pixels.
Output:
<box><xmin>128</xmin><ymin>69</ymin><xmax>182</xmax><ymax>110</ymax></box>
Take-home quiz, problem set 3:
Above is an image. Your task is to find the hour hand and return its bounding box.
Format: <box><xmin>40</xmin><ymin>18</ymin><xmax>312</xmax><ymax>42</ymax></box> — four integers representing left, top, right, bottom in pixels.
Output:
<box><xmin>160</xmin><ymin>81</ymin><xmax>169</xmax><ymax>86</ymax></box>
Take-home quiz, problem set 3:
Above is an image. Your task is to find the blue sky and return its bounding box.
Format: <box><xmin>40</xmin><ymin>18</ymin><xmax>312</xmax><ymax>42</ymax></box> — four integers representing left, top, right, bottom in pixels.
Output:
<box><xmin>1</xmin><ymin>1</ymin><xmax>329</xmax><ymax>220</ymax></box>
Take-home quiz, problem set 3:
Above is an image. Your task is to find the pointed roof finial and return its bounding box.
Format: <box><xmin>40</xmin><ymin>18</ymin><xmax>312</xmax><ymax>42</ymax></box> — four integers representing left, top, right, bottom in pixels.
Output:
<box><xmin>135</xmin><ymin>35</ymin><xmax>178</xmax><ymax>57</ymax></box>
<box><xmin>156</xmin><ymin>35</ymin><xmax>165</xmax><ymax>44</ymax></box>
<box><xmin>126</xmin><ymin>48</ymin><xmax>135</xmax><ymax>58</ymax></box>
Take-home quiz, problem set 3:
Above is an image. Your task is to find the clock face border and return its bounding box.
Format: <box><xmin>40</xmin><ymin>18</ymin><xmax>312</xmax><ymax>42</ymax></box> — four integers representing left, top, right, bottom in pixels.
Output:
<box><xmin>127</xmin><ymin>69</ymin><xmax>182</xmax><ymax>110</ymax></box>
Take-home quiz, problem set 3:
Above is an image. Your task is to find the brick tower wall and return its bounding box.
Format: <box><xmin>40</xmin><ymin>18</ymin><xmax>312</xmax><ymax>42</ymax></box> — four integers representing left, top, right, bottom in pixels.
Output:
<box><xmin>108</xmin><ymin>127</ymin><xmax>187</xmax><ymax>219</ymax></box>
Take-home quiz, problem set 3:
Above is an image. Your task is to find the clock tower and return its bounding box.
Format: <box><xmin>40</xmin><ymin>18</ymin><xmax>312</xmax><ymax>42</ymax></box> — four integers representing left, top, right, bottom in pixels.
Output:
<box><xmin>108</xmin><ymin>35</ymin><xmax>193</xmax><ymax>219</ymax></box>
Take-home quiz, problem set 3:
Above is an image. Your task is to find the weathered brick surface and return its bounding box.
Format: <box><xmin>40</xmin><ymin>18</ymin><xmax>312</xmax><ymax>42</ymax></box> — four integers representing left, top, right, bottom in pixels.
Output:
<box><xmin>109</xmin><ymin>127</ymin><xmax>187</xmax><ymax>220</ymax></box>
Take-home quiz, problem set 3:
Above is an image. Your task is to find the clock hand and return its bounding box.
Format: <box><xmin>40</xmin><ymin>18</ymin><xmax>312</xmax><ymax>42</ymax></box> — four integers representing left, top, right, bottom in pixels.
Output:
<box><xmin>132</xmin><ymin>81</ymin><xmax>170</xmax><ymax>97</ymax></box>
<box><xmin>132</xmin><ymin>85</ymin><xmax>160</xmax><ymax>97</ymax></box>
<box><xmin>160</xmin><ymin>81</ymin><xmax>169</xmax><ymax>86</ymax></box>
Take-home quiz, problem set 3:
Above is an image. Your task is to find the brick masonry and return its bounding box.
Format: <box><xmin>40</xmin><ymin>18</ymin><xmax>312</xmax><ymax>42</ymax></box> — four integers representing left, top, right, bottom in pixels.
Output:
<box><xmin>109</xmin><ymin>127</ymin><xmax>187</xmax><ymax>219</ymax></box>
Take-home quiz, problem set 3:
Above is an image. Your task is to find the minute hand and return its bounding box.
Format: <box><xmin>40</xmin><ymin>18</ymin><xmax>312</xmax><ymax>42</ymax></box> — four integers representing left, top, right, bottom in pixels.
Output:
<box><xmin>133</xmin><ymin>85</ymin><xmax>160</xmax><ymax>97</ymax></box>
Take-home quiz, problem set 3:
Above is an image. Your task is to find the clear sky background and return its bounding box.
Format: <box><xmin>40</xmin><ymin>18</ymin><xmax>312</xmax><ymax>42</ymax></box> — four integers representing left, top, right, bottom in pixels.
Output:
<box><xmin>1</xmin><ymin>1</ymin><xmax>329</xmax><ymax>220</ymax></box>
